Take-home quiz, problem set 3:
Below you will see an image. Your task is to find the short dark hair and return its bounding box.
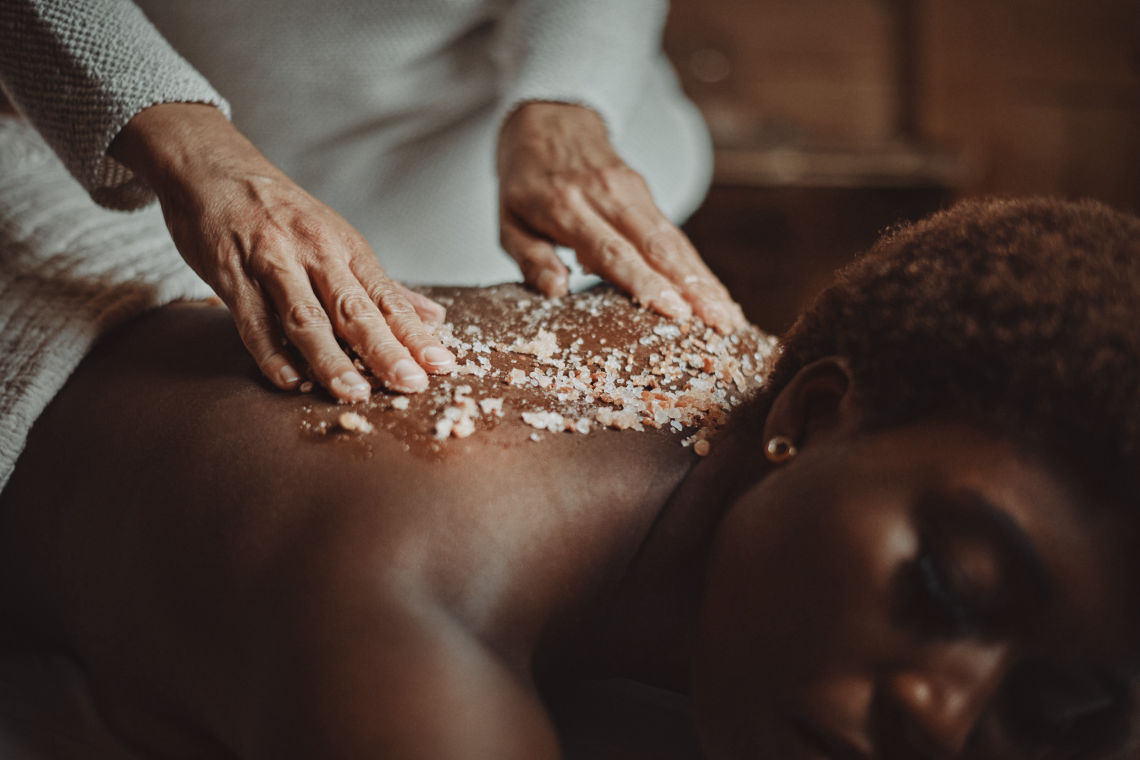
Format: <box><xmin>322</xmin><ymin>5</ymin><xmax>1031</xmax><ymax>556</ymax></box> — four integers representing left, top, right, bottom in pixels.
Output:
<box><xmin>760</xmin><ymin>197</ymin><xmax>1140</xmax><ymax>498</ymax></box>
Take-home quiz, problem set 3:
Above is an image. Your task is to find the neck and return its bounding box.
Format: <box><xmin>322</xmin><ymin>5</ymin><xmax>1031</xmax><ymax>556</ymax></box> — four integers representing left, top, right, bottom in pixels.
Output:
<box><xmin>547</xmin><ymin>430</ymin><xmax>763</xmax><ymax>693</ymax></box>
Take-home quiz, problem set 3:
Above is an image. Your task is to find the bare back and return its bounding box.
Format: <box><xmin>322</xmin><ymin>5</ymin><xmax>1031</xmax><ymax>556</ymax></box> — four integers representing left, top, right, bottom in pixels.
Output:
<box><xmin>0</xmin><ymin>286</ymin><xmax>771</xmax><ymax>757</ymax></box>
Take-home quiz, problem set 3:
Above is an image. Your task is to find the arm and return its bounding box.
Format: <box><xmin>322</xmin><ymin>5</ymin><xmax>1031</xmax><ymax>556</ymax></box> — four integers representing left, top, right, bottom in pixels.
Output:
<box><xmin>0</xmin><ymin>0</ymin><xmax>228</xmax><ymax>209</ymax></box>
<box><xmin>492</xmin><ymin>1</ymin><xmax>744</xmax><ymax>332</ymax></box>
<box><xmin>0</xmin><ymin>1</ymin><xmax>458</xmax><ymax>400</ymax></box>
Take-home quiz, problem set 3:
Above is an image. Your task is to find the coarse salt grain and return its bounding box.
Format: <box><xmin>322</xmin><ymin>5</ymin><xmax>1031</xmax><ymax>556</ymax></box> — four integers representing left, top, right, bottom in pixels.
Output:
<box><xmin>337</xmin><ymin>411</ymin><xmax>373</xmax><ymax>434</ymax></box>
<box><xmin>510</xmin><ymin>328</ymin><xmax>559</xmax><ymax>359</ymax></box>
<box><xmin>390</xmin><ymin>396</ymin><xmax>410</xmax><ymax>410</ymax></box>
<box><xmin>522</xmin><ymin>410</ymin><xmax>564</xmax><ymax>431</ymax></box>
<box><xmin>452</xmin><ymin>415</ymin><xmax>476</xmax><ymax>438</ymax></box>
<box><xmin>479</xmin><ymin>397</ymin><xmax>504</xmax><ymax>416</ymax></box>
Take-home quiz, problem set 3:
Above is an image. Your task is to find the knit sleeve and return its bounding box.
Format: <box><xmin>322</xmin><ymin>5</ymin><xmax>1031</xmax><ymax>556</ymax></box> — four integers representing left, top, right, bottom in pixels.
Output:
<box><xmin>494</xmin><ymin>0</ymin><xmax>668</xmax><ymax>138</ymax></box>
<box><xmin>0</xmin><ymin>0</ymin><xmax>230</xmax><ymax>210</ymax></box>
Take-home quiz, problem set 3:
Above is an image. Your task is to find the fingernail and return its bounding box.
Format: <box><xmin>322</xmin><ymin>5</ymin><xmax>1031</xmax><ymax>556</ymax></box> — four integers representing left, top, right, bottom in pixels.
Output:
<box><xmin>331</xmin><ymin>370</ymin><xmax>371</xmax><ymax>399</ymax></box>
<box><xmin>422</xmin><ymin>346</ymin><xmax>456</xmax><ymax>369</ymax></box>
<box><xmin>392</xmin><ymin>359</ymin><xmax>428</xmax><ymax>390</ymax></box>
<box><xmin>536</xmin><ymin>270</ymin><xmax>566</xmax><ymax>296</ymax></box>
<box><xmin>278</xmin><ymin>365</ymin><xmax>301</xmax><ymax>387</ymax></box>
<box><xmin>656</xmin><ymin>289</ymin><xmax>692</xmax><ymax>320</ymax></box>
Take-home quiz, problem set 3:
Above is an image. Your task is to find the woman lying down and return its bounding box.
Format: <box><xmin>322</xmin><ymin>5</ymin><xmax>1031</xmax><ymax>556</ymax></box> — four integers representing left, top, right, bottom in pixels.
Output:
<box><xmin>2</xmin><ymin>197</ymin><xmax>1139</xmax><ymax>759</ymax></box>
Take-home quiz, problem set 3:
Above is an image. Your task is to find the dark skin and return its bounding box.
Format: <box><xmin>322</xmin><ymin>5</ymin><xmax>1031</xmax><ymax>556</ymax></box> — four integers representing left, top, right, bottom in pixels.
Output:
<box><xmin>0</xmin><ymin>290</ymin><xmax>1137</xmax><ymax>759</ymax></box>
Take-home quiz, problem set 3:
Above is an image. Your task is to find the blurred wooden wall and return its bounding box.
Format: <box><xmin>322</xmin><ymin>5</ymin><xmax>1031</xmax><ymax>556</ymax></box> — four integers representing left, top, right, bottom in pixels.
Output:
<box><xmin>664</xmin><ymin>0</ymin><xmax>1140</xmax><ymax>211</ymax></box>
<box><xmin>664</xmin><ymin>0</ymin><xmax>1140</xmax><ymax>331</ymax></box>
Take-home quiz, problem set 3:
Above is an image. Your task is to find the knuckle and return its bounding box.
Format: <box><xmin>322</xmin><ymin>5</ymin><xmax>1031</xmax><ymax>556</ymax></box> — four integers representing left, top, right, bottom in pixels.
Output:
<box><xmin>291</xmin><ymin>216</ymin><xmax>330</xmax><ymax>247</ymax></box>
<box><xmin>592</xmin><ymin>237</ymin><xmax>629</xmax><ymax>269</ymax></box>
<box><xmin>550</xmin><ymin>183</ymin><xmax>582</xmax><ymax>209</ymax></box>
<box><xmin>236</xmin><ymin>311</ymin><xmax>277</xmax><ymax>348</ymax></box>
<box><xmin>371</xmin><ymin>287</ymin><xmax>417</xmax><ymax>320</ymax></box>
<box><xmin>246</xmin><ymin>250</ymin><xmax>293</xmax><ymax>281</ymax></box>
<box><xmin>364</xmin><ymin>280</ymin><xmax>396</xmax><ymax>308</ymax></box>
<box><xmin>333</xmin><ymin>289</ymin><xmax>378</xmax><ymax>325</ymax></box>
<box><xmin>283</xmin><ymin>301</ymin><xmax>329</xmax><ymax>333</ymax></box>
<box><xmin>517</xmin><ymin>257</ymin><xmax>543</xmax><ymax>282</ymax></box>
<box><xmin>519</xmin><ymin>239</ymin><xmax>554</xmax><ymax>266</ymax></box>
<box><xmin>644</xmin><ymin>227</ymin><xmax>680</xmax><ymax>264</ymax></box>
<box><xmin>595</xmin><ymin>163</ymin><xmax>641</xmax><ymax>193</ymax></box>
<box><xmin>248</xmin><ymin>227</ymin><xmax>292</xmax><ymax>259</ymax></box>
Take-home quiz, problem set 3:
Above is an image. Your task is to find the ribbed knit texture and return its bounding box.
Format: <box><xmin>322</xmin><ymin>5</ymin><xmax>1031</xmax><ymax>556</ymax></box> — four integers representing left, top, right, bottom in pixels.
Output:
<box><xmin>0</xmin><ymin>0</ymin><xmax>231</xmax><ymax>209</ymax></box>
<box><xmin>0</xmin><ymin>118</ymin><xmax>213</xmax><ymax>490</ymax></box>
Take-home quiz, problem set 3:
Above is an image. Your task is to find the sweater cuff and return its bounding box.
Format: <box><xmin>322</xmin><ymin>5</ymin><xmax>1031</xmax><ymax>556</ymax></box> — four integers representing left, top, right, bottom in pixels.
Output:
<box><xmin>0</xmin><ymin>0</ymin><xmax>231</xmax><ymax>210</ymax></box>
<box><xmin>494</xmin><ymin>0</ymin><xmax>667</xmax><ymax>139</ymax></box>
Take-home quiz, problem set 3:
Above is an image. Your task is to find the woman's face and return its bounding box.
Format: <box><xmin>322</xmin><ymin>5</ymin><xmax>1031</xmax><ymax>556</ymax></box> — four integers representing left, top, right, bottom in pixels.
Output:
<box><xmin>693</xmin><ymin>420</ymin><xmax>1138</xmax><ymax>759</ymax></box>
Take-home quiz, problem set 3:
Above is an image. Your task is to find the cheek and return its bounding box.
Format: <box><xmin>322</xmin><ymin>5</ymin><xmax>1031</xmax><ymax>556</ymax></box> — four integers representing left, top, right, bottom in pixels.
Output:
<box><xmin>693</xmin><ymin>474</ymin><xmax>915</xmax><ymax>735</ymax></box>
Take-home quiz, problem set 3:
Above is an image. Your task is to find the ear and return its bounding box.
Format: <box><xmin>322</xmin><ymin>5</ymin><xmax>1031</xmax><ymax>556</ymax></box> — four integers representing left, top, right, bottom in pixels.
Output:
<box><xmin>762</xmin><ymin>357</ymin><xmax>859</xmax><ymax>448</ymax></box>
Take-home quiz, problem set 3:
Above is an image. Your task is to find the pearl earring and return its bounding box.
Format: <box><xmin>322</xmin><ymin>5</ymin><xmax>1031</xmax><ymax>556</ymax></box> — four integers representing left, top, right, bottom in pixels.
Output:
<box><xmin>764</xmin><ymin>435</ymin><xmax>798</xmax><ymax>464</ymax></box>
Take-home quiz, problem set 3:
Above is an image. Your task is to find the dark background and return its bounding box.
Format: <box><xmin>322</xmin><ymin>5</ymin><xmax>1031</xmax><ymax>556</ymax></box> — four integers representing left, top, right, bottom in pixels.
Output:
<box><xmin>663</xmin><ymin>0</ymin><xmax>1140</xmax><ymax>332</ymax></box>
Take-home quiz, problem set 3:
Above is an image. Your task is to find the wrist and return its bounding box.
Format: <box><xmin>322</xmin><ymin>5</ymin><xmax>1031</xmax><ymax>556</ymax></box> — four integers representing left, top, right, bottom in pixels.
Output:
<box><xmin>502</xmin><ymin>101</ymin><xmax>605</xmax><ymax>136</ymax></box>
<box><xmin>109</xmin><ymin>102</ymin><xmax>251</xmax><ymax>194</ymax></box>
<box><xmin>498</xmin><ymin>101</ymin><xmax>609</xmax><ymax>175</ymax></box>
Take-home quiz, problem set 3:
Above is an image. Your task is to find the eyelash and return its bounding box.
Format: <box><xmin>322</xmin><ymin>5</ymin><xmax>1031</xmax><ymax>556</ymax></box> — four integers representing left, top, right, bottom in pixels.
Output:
<box><xmin>912</xmin><ymin>544</ymin><xmax>979</xmax><ymax>636</ymax></box>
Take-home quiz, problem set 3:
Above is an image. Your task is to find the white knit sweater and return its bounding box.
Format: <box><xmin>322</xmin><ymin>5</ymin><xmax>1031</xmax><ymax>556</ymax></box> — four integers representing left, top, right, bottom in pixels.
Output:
<box><xmin>0</xmin><ymin>0</ymin><xmax>712</xmax><ymax>491</ymax></box>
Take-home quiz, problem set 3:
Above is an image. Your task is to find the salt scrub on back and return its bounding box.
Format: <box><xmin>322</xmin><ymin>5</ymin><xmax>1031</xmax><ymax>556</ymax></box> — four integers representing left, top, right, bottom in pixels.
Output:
<box><xmin>300</xmin><ymin>284</ymin><xmax>777</xmax><ymax>454</ymax></box>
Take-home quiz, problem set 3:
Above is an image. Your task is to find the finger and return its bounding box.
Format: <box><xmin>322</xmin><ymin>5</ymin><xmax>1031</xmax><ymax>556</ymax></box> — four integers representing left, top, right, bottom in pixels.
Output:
<box><xmin>541</xmin><ymin>195</ymin><xmax>691</xmax><ymax>320</ymax></box>
<box><xmin>311</xmin><ymin>268</ymin><xmax>428</xmax><ymax>394</ymax></box>
<box><xmin>499</xmin><ymin>213</ymin><xmax>569</xmax><ymax>297</ymax></box>
<box><xmin>601</xmin><ymin>197</ymin><xmax>746</xmax><ymax>333</ymax></box>
<box><xmin>342</xmin><ymin>255</ymin><xmax>458</xmax><ymax>380</ymax></box>
<box><xmin>228</xmin><ymin>286</ymin><xmax>304</xmax><ymax>390</ymax></box>
<box><xmin>393</xmin><ymin>283</ymin><xmax>447</xmax><ymax>325</ymax></box>
<box><xmin>255</xmin><ymin>260</ymin><xmax>372</xmax><ymax>402</ymax></box>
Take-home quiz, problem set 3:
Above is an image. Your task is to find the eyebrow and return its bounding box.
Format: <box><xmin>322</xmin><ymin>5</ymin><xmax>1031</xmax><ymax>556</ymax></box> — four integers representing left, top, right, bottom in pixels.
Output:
<box><xmin>920</xmin><ymin>487</ymin><xmax>1054</xmax><ymax>603</ymax></box>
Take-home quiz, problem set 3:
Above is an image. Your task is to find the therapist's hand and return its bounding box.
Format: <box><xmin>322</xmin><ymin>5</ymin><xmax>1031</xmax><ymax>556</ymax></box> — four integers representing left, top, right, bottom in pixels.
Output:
<box><xmin>497</xmin><ymin>102</ymin><xmax>745</xmax><ymax>333</ymax></box>
<box><xmin>111</xmin><ymin>103</ymin><xmax>456</xmax><ymax>402</ymax></box>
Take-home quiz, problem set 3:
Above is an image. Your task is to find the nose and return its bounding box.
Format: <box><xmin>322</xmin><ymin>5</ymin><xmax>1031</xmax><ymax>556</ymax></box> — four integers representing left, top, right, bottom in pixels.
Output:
<box><xmin>883</xmin><ymin>641</ymin><xmax>1009</xmax><ymax>757</ymax></box>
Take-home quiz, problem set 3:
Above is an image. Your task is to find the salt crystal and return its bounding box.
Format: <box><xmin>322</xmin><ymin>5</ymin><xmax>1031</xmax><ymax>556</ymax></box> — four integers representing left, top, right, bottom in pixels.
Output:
<box><xmin>510</xmin><ymin>328</ymin><xmax>559</xmax><ymax>359</ymax></box>
<box><xmin>391</xmin><ymin>396</ymin><xmax>410</xmax><ymax>410</ymax></box>
<box><xmin>478</xmin><ymin>397</ymin><xmax>504</xmax><ymax>416</ymax></box>
<box><xmin>337</xmin><ymin>411</ymin><xmax>373</xmax><ymax>434</ymax></box>
<box><xmin>522</xmin><ymin>410</ymin><xmax>564</xmax><ymax>431</ymax></box>
<box><xmin>452</xmin><ymin>415</ymin><xmax>476</xmax><ymax>438</ymax></box>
